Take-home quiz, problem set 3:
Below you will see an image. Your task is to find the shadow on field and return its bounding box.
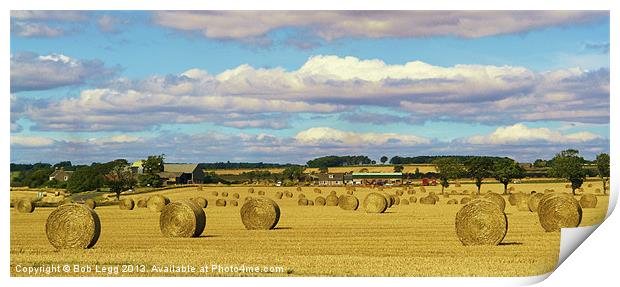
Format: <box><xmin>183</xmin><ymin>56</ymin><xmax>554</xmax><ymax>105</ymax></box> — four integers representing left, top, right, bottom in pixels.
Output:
<box><xmin>198</xmin><ymin>235</ymin><xmax>221</xmax><ymax>238</ymax></box>
<box><xmin>273</xmin><ymin>227</ymin><xmax>292</xmax><ymax>230</ymax></box>
<box><xmin>499</xmin><ymin>242</ymin><xmax>523</xmax><ymax>246</ymax></box>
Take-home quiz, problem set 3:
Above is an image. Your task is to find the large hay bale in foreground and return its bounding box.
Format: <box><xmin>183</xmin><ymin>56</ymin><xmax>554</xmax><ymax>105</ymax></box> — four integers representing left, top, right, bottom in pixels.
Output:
<box><xmin>326</xmin><ymin>194</ymin><xmax>339</xmax><ymax>206</ymax></box>
<box><xmin>528</xmin><ymin>193</ymin><xmax>544</xmax><ymax>212</ymax></box>
<box><xmin>137</xmin><ymin>198</ymin><xmax>147</xmax><ymax>208</ymax></box>
<box><xmin>191</xmin><ymin>197</ymin><xmax>208</xmax><ymax>208</ymax></box>
<box><xmin>401</xmin><ymin>199</ymin><xmax>410</xmax><ymax>205</ymax></box>
<box><xmin>447</xmin><ymin>199</ymin><xmax>458</xmax><ymax>205</ymax></box>
<box><xmin>240</xmin><ymin>198</ymin><xmax>280</xmax><ymax>230</ymax></box>
<box><xmin>409</xmin><ymin>196</ymin><xmax>417</xmax><ymax>203</ymax></box>
<box><xmin>46</xmin><ymin>203</ymin><xmax>101</xmax><ymax>249</ymax></box>
<box><xmin>119</xmin><ymin>198</ymin><xmax>135</xmax><ymax>210</ymax></box>
<box><xmin>419</xmin><ymin>195</ymin><xmax>437</xmax><ymax>205</ymax></box>
<box><xmin>315</xmin><ymin>196</ymin><xmax>326</xmax><ymax>206</ymax></box>
<box><xmin>483</xmin><ymin>193</ymin><xmax>506</xmax><ymax>212</ymax></box>
<box><xmin>338</xmin><ymin>195</ymin><xmax>359</xmax><ymax>211</ymax></box>
<box><xmin>216</xmin><ymin>199</ymin><xmax>227</xmax><ymax>207</ymax></box>
<box><xmin>84</xmin><ymin>199</ymin><xmax>96</xmax><ymax>210</ymax></box>
<box><xmin>298</xmin><ymin>198</ymin><xmax>308</xmax><ymax>206</ymax></box>
<box><xmin>147</xmin><ymin>195</ymin><xmax>170</xmax><ymax>212</ymax></box>
<box><xmin>17</xmin><ymin>199</ymin><xmax>35</xmax><ymax>213</ymax></box>
<box><xmin>455</xmin><ymin>199</ymin><xmax>507</xmax><ymax>246</ymax></box>
<box><xmin>538</xmin><ymin>193</ymin><xmax>582</xmax><ymax>232</ymax></box>
<box><xmin>160</xmin><ymin>200</ymin><xmax>205</xmax><ymax>238</ymax></box>
<box><xmin>363</xmin><ymin>193</ymin><xmax>388</xmax><ymax>213</ymax></box>
<box><xmin>579</xmin><ymin>194</ymin><xmax>597</xmax><ymax>208</ymax></box>
<box><xmin>274</xmin><ymin>191</ymin><xmax>283</xmax><ymax>199</ymax></box>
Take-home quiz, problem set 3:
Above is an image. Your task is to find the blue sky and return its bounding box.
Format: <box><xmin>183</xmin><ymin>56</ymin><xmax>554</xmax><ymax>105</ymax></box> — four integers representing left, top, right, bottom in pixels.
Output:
<box><xmin>10</xmin><ymin>11</ymin><xmax>610</xmax><ymax>164</ymax></box>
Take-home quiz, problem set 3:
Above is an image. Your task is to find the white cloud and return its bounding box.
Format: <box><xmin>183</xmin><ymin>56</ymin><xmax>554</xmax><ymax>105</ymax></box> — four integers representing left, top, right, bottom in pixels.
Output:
<box><xmin>11</xmin><ymin>22</ymin><xmax>65</xmax><ymax>37</ymax></box>
<box><xmin>11</xmin><ymin>11</ymin><xmax>88</xmax><ymax>22</ymax></box>
<box><xmin>11</xmin><ymin>135</ymin><xmax>55</xmax><ymax>147</ymax></box>
<box><xmin>295</xmin><ymin>127</ymin><xmax>431</xmax><ymax>146</ymax></box>
<box><xmin>465</xmin><ymin>123</ymin><xmax>602</xmax><ymax>144</ymax></box>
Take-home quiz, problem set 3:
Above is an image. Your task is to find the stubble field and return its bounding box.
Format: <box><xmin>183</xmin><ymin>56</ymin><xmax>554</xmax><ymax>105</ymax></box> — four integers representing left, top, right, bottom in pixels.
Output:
<box><xmin>10</xmin><ymin>181</ymin><xmax>608</xmax><ymax>277</ymax></box>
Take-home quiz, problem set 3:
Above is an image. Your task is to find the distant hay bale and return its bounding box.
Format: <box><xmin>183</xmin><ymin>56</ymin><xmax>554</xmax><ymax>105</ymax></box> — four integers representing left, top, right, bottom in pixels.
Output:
<box><xmin>515</xmin><ymin>194</ymin><xmax>530</xmax><ymax>211</ymax></box>
<box><xmin>211</xmin><ymin>191</ymin><xmax>219</xmax><ymax>196</ymax></box>
<box><xmin>274</xmin><ymin>191</ymin><xmax>283</xmax><ymax>199</ymax></box>
<box><xmin>159</xmin><ymin>200</ymin><xmax>205</xmax><ymax>238</ymax></box>
<box><xmin>314</xmin><ymin>188</ymin><xmax>322</xmax><ymax>193</ymax></box>
<box><xmin>528</xmin><ymin>193</ymin><xmax>544</xmax><ymax>212</ymax></box>
<box><xmin>363</xmin><ymin>193</ymin><xmax>388</xmax><ymax>213</ymax></box>
<box><xmin>565</xmin><ymin>184</ymin><xmax>571</xmax><ymax>189</ymax></box>
<box><xmin>222</xmin><ymin>191</ymin><xmax>229</xmax><ymax>197</ymax></box>
<box><xmin>258</xmin><ymin>190</ymin><xmax>265</xmax><ymax>196</ymax></box>
<box><xmin>595</xmin><ymin>188</ymin><xmax>601</xmax><ymax>193</ymax></box>
<box><xmin>428</xmin><ymin>192</ymin><xmax>439</xmax><ymax>202</ymax></box>
<box><xmin>84</xmin><ymin>199</ymin><xmax>96</xmax><ymax>210</ymax></box>
<box><xmin>17</xmin><ymin>199</ymin><xmax>35</xmax><ymax>213</ymax></box>
<box><xmin>462</xmin><ymin>190</ymin><xmax>470</xmax><ymax>195</ymax></box>
<box><xmin>46</xmin><ymin>203</ymin><xmax>101</xmax><ymax>249</ymax></box>
<box><xmin>315</xmin><ymin>196</ymin><xmax>326</xmax><ymax>206</ymax></box>
<box><xmin>396</xmin><ymin>190</ymin><xmax>404</xmax><ymax>196</ymax></box>
<box><xmin>587</xmin><ymin>183</ymin><xmax>593</xmax><ymax>188</ymax></box>
<box><xmin>137</xmin><ymin>198</ymin><xmax>147</xmax><ymax>208</ymax></box>
<box><xmin>147</xmin><ymin>195</ymin><xmax>171</xmax><ymax>212</ymax></box>
<box><xmin>579</xmin><ymin>194</ymin><xmax>597</xmax><ymax>208</ymax></box>
<box><xmin>451</xmin><ymin>190</ymin><xmax>458</xmax><ymax>195</ymax></box>
<box><xmin>393</xmin><ymin>196</ymin><xmax>401</xmax><ymax>205</ymax></box>
<box><xmin>538</xmin><ymin>193</ymin><xmax>582</xmax><ymax>232</ymax></box>
<box><xmin>119</xmin><ymin>198</ymin><xmax>135</xmax><ymax>210</ymax></box>
<box><xmin>216</xmin><ymin>199</ymin><xmax>227</xmax><ymax>207</ymax></box>
<box><xmin>191</xmin><ymin>197</ymin><xmax>208</xmax><ymax>208</ymax></box>
<box><xmin>285</xmin><ymin>191</ymin><xmax>293</xmax><ymax>198</ymax></box>
<box><xmin>233</xmin><ymin>193</ymin><xmax>240</xmax><ymax>199</ymax></box>
<box><xmin>460</xmin><ymin>197</ymin><xmax>471</xmax><ymax>205</ymax></box>
<box><xmin>298</xmin><ymin>198</ymin><xmax>308</xmax><ymax>206</ymax></box>
<box><xmin>419</xmin><ymin>195</ymin><xmax>437</xmax><ymax>205</ymax></box>
<box><xmin>230</xmin><ymin>200</ymin><xmax>239</xmax><ymax>207</ymax></box>
<box><xmin>455</xmin><ymin>182</ymin><xmax>461</xmax><ymax>187</ymax></box>
<box><xmin>298</xmin><ymin>193</ymin><xmax>306</xmax><ymax>199</ymax></box>
<box><xmin>401</xmin><ymin>199</ymin><xmax>410</xmax><ymax>205</ymax></box>
<box><xmin>455</xmin><ymin>199</ymin><xmax>507</xmax><ymax>246</ymax></box>
<box><xmin>346</xmin><ymin>190</ymin><xmax>354</xmax><ymax>195</ymax></box>
<box><xmin>483</xmin><ymin>193</ymin><xmax>506</xmax><ymax>212</ymax></box>
<box><xmin>447</xmin><ymin>199</ymin><xmax>459</xmax><ymax>204</ymax></box>
<box><xmin>508</xmin><ymin>192</ymin><xmax>525</xmax><ymax>206</ymax></box>
<box><xmin>296</xmin><ymin>187</ymin><xmax>302</xmax><ymax>192</ymax></box>
<box><xmin>409</xmin><ymin>196</ymin><xmax>417</xmax><ymax>203</ymax></box>
<box><xmin>330</xmin><ymin>190</ymin><xmax>337</xmax><ymax>196</ymax></box>
<box><xmin>248</xmin><ymin>188</ymin><xmax>255</xmax><ymax>194</ymax></box>
<box><xmin>383</xmin><ymin>194</ymin><xmax>395</xmax><ymax>208</ymax></box>
<box><xmin>338</xmin><ymin>195</ymin><xmax>359</xmax><ymax>211</ymax></box>
<box><xmin>407</xmin><ymin>190</ymin><xmax>415</xmax><ymax>195</ymax></box>
<box><xmin>240</xmin><ymin>198</ymin><xmax>280</xmax><ymax>230</ymax></box>
<box><xmin>308</xmin><ymin>200</ymin><xmax>314</xmax><ymax>206</ymax></box>
<box><xmin>326</xmin><ymin>194</ymin><xmax>339</xmax><ymax>206</ymax></box>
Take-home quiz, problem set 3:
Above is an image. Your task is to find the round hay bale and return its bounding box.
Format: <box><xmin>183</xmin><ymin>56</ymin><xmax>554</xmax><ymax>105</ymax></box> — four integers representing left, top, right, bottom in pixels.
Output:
<box><xmin>298</xmin><ymin>193</ymin><xmax>306</xmax><ymax>199</ymax></box>
<box><xmin>587</xmin><ymin>183</ymin><xmax>593</xmax><ymax>188</ymax></box>
<box><xmin>428</xmin><ymin>192</ymin><xmax>439</xmax><ymax>202</ymax></box>
<box><xmin>393</xmin><ymin>196</ymin><xmax>401</xmax><ymax>205</ymax></box>
<box><xmin>579</xmin><ymin>194</ymin><xmax>597</xmax><ymax>208</ymax></box>
<box><xmin>483</xmin><ymin>193</ymin><xmax>506</xmax><ymax>212</ymax></box>
<box><xmin>159</xmin><ymin>200</ymin><xmax>205</xmax><ymax>238</ymax></box>
<box><xmin>329</xmin><ymin>190</ymin><xmax>337</xmax><ymax>196</ymax></box>
<box><xmin>460</xmin><ymin>197</ymin><xmax>471</xmax><ymax>205</ymax></box>
<box><xmin>384</xmin><ymin>194</ymin><xmax>395</xmax><ymax>207</ymax></box>
<box><xmin>308</xmin><ymin>200</ymin><xmax>314</xmax><ymax>206</ymax></box>
<box><xmin>147</xmin><ymin>195</ymin><xmax>170</xmax><ymax>212</ymax></box>
<box><xmin>16</xmin><ymin>199</ymin><xmax>35</xmax><ymax>213</ymax></box>
<box><xmin>407</xmin><ymin>190</ymin><xmax>414</xmax><ymax>195</ymax></box>
<box><xmin>248</xmin><ymin>188</ymin><xmax>255</xmax><ymax>194</ymax></box>
<box><xmin>258</xmin><ymin>190</ymin><xmax>265</xmax><ymax>196</ymax></box>
<box><xmin>508</xmin><ymin>193</ymin><xmax>522</xmax><ymax>206</ymax></box>
<box><xmin>284</xmin><ymin>191</ymin><xmax>293</xmax><ymax>198</ymax></box>
<box><xmin>326</xmin><ymin>194</ymin><xmax>339</xmax><ymax>206</ymax></box>
<box><xmin>240</xmin><ymin>198</ymin><xmax>280</xmax><ymax>230</ymax></box>
<box><xmin>363</xmin><ymin>193</ymin><xmax>388</xmax><ymax>213</ymax></box>
<box><xmin>346</xmin><ymin>190</ymin><xmax>354</xmax><ymax>195</ymax></box>
<box><xmin>233</xmin><ymin>193</ymin><xmax>240</xmax><ymax>199</ymax></box>
<box><xmin>315</xmin><ymin>196</ymin><xmax>326</xmax><ymax>206</ymax></box>
<box><xmin>515</xmin><ymin>194</ymin><xmax>530</xmax><ymax>211</ymax></box>
<box><xmin>215</xmin><ymin>199</ymin><xmax>227</xmax><ymax>207</ymax></box>
<box><xmin>528</xmin><ymin>193</ymin><xmax>544</xmax><ymax>212</ymax></box>
<box><xmin>409</xmin><ymin>196</ymin><xmax>417</xmax><ymax>203</ymax></box>
<box><xmin>191</xmin><ymin>197</ymin><xmax>208</xmax><ymax>208</ymax></box>
<box><xmin>222</xmin><ymin>191</ymin><xmax>229</xmax><ymax>197</ymax></box>
<box><xmin>538</xmin><ymin>193</ymin><xmax>582</xmax><ymax>232</ymax></box>
<box><xmin>396</xmin><ymin>190</ymin><xmax>404</xmax><ymax>196</ymax></box>
<box><xmin>296</xmin><ymin>187</ymin><xmax>302</xmax><ymax>192</ymax></box>
<box><xmin>298</xmin><ymin>198</ymin><xmax>308</xmax><ymax>206</ymax></box>
<box><xmin>451</xmin><ymin>190</ymin><xmax>458</xmax><ymax>195</ymax></box>
<box><xmin>211</xmin><ymin>191</ymin><xmax>219</xmax><ymax>196</ymax></box>
<box><xmin>455</xmin><ymin>199</ymin><xmax>507</xmax><ymax>246</ymax></box>
<box><xmin>565</xmin><ymin>184</ymin><xmax>571</xmax><ymax>189</ymax></box>
<box><xmin>230</xmin><ymin>200</ymin><xmax>239</xmax><ymax>207</ymax></box>
<box><xmin>338</xmin><ymin>195</ymin><xmax>359</xmax><ymax>211</ymax></box>
<box><xmin>84</xmin><ymin>199</ymin><xmax>96</xmax><ymax>210</ymax></box>
<box><xmin>46</xmin><ymin>203</ymin><xmax>101</xmax><ymax>249</ymax></box>
<box><xmin>401</xmin><ymin>199</ymin><xmax>410</xmax><ymax>205</ymax></box>
<box><xmin>447</xmin><ymin>199</ymin><xmax>459</xmax><ymax>204</ymax></box>
<box><xmin>119</xmin><ymin>198</ymin><xmax>135</xmax><ymax>210</ymax></box>
<box><xmin>419</xmin><ymin>195</ymin><xmax>437</xmax><ymax>205</ymax></box>
<box><xmin>137</xmin><ymin>198</ymin><xmax>147</xmax><ymax>208</ymax></box>
<box><xmin>274</xmin><ymin>191</ymin><xmax>283</xmax><ymax>199</ymax></box>
<box><xmin>313</xmin><ymin>188</ymin><xmax>322</xmax><ymax>193</ymax></box>
<box><xmin>595</xmin><ymin>188</ymin><xmax>601</xmax><ymax>194</ymax></box>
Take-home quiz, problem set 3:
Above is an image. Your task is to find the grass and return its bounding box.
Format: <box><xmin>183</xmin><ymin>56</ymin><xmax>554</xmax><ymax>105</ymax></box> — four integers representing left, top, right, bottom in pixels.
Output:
<box><xmin>10</xmin><ymin>181</ymin><xmax>608</xmax><ymax>277</ymax></box>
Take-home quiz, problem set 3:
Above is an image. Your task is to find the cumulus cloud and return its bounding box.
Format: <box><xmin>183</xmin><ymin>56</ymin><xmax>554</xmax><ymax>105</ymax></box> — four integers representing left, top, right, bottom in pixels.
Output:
<box><xmin>152</xmin><ymin>11</ymin><xmax>607</xmax><ymax>43</ymax></box>
<box><xmin>11</xmin><ymin>11</ymin><xmax>88</xmax><ymax>38</ymax></box>
<box><xmin>295</xmin><ymin>127</ymin><xmax>431</xmax><ymax>146</ymax></box>
<box><xmin>11</xmin><ymin>22</ymin><xmax>65</xmax><ymax>37</ymax></box>
<box><xmin>11</xmin><ymin>11</ymin><xmax>88</xmax><ymax>21</ymax></box>
<box><xmin>10</xmin><ymin>52</ymin><xmax>119</xmax><ymax>92</ymax></box>
<box><xmin>464</xmin><ymin>123</ymin><xmax>602</xmax><ymax>144</ymax></box>
<box><xmin>10</xmin><ymin>135</ymin><xmax>55</xmax><ymax>147</ymax></box>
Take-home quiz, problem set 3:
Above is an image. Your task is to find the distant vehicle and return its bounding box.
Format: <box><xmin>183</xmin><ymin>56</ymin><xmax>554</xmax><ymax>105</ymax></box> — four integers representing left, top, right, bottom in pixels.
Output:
<box><xmin>276</xmin><ymin>181</ymin><xmax>282</xmax><ymax>187</ymax></box>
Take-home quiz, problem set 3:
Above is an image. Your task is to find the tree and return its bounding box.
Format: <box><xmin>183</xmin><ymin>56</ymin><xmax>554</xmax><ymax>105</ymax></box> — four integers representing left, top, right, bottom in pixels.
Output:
<box><xmin>138</xmin><ymin>173</ymin><xmax>163</xmax><ymax>188</ymax></box>
<box><xmin>380</xmin><ymin>156</ymin><xmax>388</xmax><ymax>164</ymax></box>
<box><xmin>107</xmin><ymin>164</ymin><xmax>137</xmax><ymax>200</ymax></box>
<box><xmin>393</xmin><ymin>165</ymin><xmax>404</xmax><ymax>173</ymax></box>
<box><xmin>533</xmin><ymin>159</ymin><xmax>548</xmax><ymax>168</ymax></box>
<box><xmin>143</xmin><ymin>154</ymin><xmax>165</xmax><ymax>174</ymax></box>
<box><xmin>548</xmin><ymin>149</ymin><xmax>587</xmax><ymax>195</ymax></box>
<box><xmin>282</xmin><ymin>166</ymin><xmax>305</xmax><ymax>181</ymax></box>
<box><xmin>464</xmin><ymin>157</ymin><xmax>494</xmax><ymax>194</ymax></box>
<box><xmin>493</xmin><ymin>158</ymin><xmax>526</xmax><ymax>194</ymax></box>
<box><xmin>596</xmin><ymin>153</ymin><xmax>610</xmax><ymax>195</ymax></box>
<box><xmin>433</xmin><ymin>157</ymin><xmax>465</xmax><ymax>195</ymax></box>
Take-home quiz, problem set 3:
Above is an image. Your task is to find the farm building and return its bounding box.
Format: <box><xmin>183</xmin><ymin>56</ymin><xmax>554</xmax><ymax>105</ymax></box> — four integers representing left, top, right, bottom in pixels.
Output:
<box><xmin>130</xmin><ymin>160</ymin><xmax>145</xmax><ymax>174</ymax></box>
<box><xmin>315</xmin><ymin>173</ymin><xmax>345</xmax><ymax>185</ymax></box>
<box><xmin>48</xmin><ymin>168</ymin><xmax>73</xmax><ymax>182</ymax></box>
<box><xmin>352</xmin><ymin>172</ymin><xmax>403</xmax><ymax>186</ymax></box>
<box><xmin>157</xmin><ymin>163</ymin><xmax>205</xmax><ymax>185</ymax></box>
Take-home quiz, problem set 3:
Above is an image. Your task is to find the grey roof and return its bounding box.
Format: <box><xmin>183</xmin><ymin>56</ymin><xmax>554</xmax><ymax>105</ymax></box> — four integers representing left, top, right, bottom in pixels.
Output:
<box><xmin>163</xmin><ymin>163</ymin><xmax>199</xmax><ymax>173</ymax></box>
<box><xmin>316</xmin><ymin>173</ymin><xmax>345</xmax><ymax>181</ymax></box>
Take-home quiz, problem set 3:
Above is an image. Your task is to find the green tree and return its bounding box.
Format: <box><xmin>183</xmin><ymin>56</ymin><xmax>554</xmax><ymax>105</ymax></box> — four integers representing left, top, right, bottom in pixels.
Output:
<box><xmin>393</xmin><ymin>165</ymin><xmax>404</xmax><ymax>173</ymax></box>
<box><xmin>493</xmin><ymin>158</ymin><xmax>526</xmax><ymax>194</ymax></box>
<box><xmin>143</xmin><ymin>154</ymin><xmax>165</xmax><ymax>174</ymax></box>
<box><xmin>282</xmin><ymin>166</ymin><xmax>305</xmax><ymax>181</ymax></box>
<box><xmin>548</xmin><ymin>149</ymin><xmax>587</xmax><ymax>195</ymax></box>
<box><xmin>596</xmin><ymin>153</ymin><xmax>610</xmax><ymax>195</ymax></box>
<box><xmin>380</xmin><ymin>156</ymin><xmax>388</xmax><ymax>164</ymax></box>
<box><xmin>433</xmin><ymin>157</ymin><xmax>465</xmax><ymax>195</ymax></box>
<box><xmin>464</xmin><ymin>157</ymin><xmax>494</xmax><ymax>194</ymax></box>
<box><xmin>138</xmin><ymin>173</ymin><xmax>164</xmax><ymax>188</ymax></box>
<box><xmin>107</xmin><ymin>164</ymin><xmax>137</xmax><ymax>200</ymax></box>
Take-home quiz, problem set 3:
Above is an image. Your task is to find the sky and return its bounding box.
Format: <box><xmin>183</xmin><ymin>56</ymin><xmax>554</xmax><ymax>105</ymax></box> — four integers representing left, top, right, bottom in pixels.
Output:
<box><xmin>9</xmin><ymin>11</ymin><xmax>610</xmax><ymax>164</ymax></box>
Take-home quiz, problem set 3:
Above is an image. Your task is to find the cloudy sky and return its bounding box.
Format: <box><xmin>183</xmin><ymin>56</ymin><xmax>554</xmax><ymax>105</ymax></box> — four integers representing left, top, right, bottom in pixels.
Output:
<box><xmin>10</xmin><ymin>11</ymin><xmax>610</xmax><ymax>164</ymax></box>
